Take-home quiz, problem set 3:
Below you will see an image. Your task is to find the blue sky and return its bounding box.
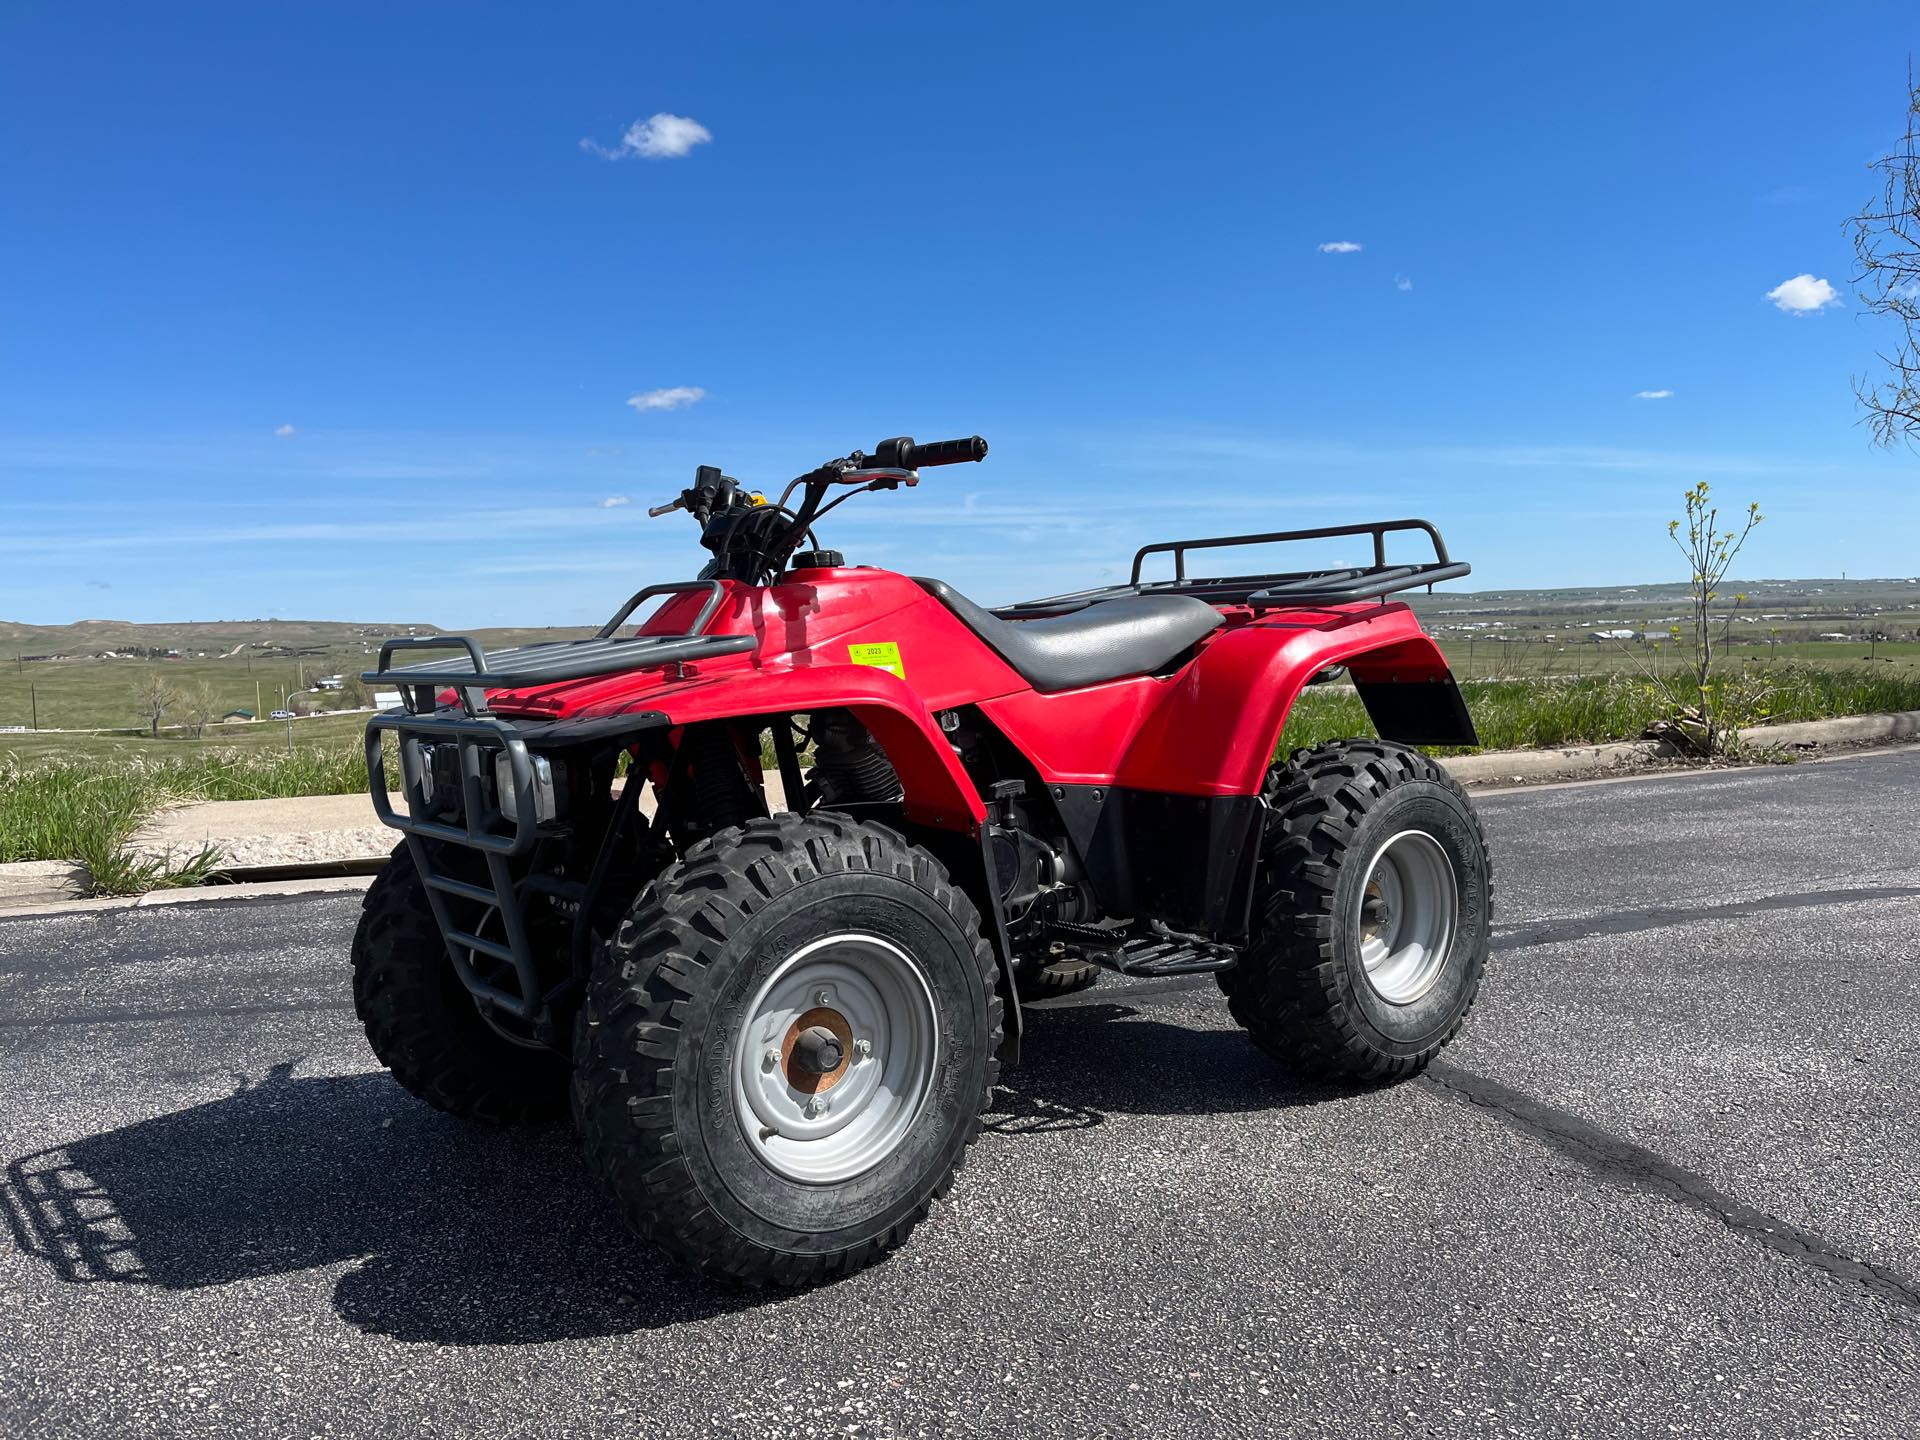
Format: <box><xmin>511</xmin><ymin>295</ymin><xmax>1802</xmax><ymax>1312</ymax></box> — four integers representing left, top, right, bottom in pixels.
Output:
<box><xmin>3</xmin><ymin>2</ymin><xmax>1917</xmax><ymax>626</ymax></box>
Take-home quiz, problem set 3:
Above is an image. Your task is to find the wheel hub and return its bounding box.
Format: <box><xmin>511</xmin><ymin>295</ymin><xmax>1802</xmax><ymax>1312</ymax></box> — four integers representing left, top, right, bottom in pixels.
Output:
<box><xmin>733</xmin><ymin>933</ymin><xmax>939</xmax><ymax>1185</ymax></box>
<box><xmin>782</xmin><ymin>1009</ymin><xmax>852</xmax><ymax>1091</ymax></box>
<box><xmin>1355</xmin><ymin>829</ymin><xmax>1458</xmax><ymax>1006</ymax></box>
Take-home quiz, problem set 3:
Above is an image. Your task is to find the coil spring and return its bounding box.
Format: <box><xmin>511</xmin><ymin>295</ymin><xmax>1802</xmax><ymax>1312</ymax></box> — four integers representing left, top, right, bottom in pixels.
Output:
<box><xmin>680</xmin><ymin>725</ymin><xmax>756</xmax><ymax>833</ymax></box>
<box><xmin>811</xmin><ymin>710</ymin><xmax>904</xmax><ymax>804</ymax></box>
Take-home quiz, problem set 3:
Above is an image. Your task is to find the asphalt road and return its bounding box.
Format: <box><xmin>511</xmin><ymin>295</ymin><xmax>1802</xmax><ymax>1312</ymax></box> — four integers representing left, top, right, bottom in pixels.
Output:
<box><xmin>4</xmin><ymin>749</ymin><xmax>1920</xmax><ymax>1439</ymax></box>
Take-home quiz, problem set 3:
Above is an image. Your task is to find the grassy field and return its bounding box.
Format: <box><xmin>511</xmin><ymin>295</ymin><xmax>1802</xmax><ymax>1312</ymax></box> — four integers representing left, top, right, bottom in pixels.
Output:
<box><xmin>1</xmin><ymin>711</ymin><xmax>372</xmax><ymax>766</ymax></box>
<box><xmin>6</xmin><ymin>582</ymin><xmax>1920</xmax><ymax>892</ymax></box>
<box><xmin>1277</xmin><ymin>664</ymin><xmax>1920</xmax><ymax>754</ymax></box>
<box><xmin>0</xmin><ymin>629</ymin><xmax>597</xmax><ymax>732</ymax></box>
<box><xmin>8</xmin><ymin>663</ymin><xmax>1920</xmax><ymax>894</ymax></box>
<box><xmin>6</xmin><ymin>575</ymin><xmax>1920</xmax><ymax>732</ymax></box>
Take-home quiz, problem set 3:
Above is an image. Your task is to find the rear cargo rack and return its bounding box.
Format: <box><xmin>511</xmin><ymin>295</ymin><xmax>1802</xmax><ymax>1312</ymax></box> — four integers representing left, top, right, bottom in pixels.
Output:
<box><xmin>996</xmin><ymin>519</ymin><xmax>1469</xmax><ymax>617</ymax></box>
<box><xmin>361</xmin><ymin>580</ymin><xmax>754</xmax><ymax>715</ymax></box>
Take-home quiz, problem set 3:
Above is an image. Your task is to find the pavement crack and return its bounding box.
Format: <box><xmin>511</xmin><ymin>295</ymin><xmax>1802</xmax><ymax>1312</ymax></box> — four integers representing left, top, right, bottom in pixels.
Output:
<box><xmin>1492</xmin><ymin>884</ymin><xmax>1920</xmax><ymax>952</ymax></box>
<box><xmin>1423</xmin><ymin>1060</ymin><xmax>1920</xmax><ymax>1319</ymax></box>
<box><xmin>0</xmin><ymin>999</ymin><xmax>356</xmax><ymax>1030</ymax></box>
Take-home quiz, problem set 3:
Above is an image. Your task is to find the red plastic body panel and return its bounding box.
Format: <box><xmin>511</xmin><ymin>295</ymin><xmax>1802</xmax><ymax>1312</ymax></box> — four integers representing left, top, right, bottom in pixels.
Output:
<box><xmin>978</xmin><ymin>604</ymin><xmax>1447</xmax><ymax>796</ymax></box>
<box><xmin>482</xmin><ymin>566</ymin><xmax>1456</xmax><ymax>819</ymax></box>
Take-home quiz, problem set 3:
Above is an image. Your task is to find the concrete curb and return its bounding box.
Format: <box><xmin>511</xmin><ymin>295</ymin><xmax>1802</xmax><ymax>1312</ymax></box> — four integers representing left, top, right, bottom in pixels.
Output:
<box><xmin>5</xmin><ymin>708</ymin><xmax>1917</xmax><ymax>914</ymax></box>
<box><xmin>1441</xmin><ymin>739</ymin><xmax>1672</xmax><ymax>787</ymax></box>
<box><xmin>1438</xmin><ymin>708</ymin><xmax>1920</xmax><ymax>787</ymax></box>
<box><xmin>0</xmin><ymin>873</ymin><xmax>374</xmax><ymax>921</ymax></box>
<box><xmin>1735</xmin><ymin>709</ymin><xmax>1920</xmax><ymax>750</ymax></box>
<box><xmin>0</xmin><ymin>859</ymin><xmax>90</xmax><ymax>910</ymax></box>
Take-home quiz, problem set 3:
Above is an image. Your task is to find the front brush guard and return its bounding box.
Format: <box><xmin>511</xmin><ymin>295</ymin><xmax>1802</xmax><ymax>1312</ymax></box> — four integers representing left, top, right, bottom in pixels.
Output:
<box><xmin>366</xmin><ymin>708</ymin><xmax>547</xmax><ymax>1022</ymax></box>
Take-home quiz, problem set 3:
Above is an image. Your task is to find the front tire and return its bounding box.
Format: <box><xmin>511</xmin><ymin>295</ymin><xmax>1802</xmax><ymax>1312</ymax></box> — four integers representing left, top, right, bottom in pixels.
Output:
<box><xmin>572</xmin><ymin>813</ymin><xmax>1002</xmax><ymax>1287</ymax></box>
<box><xmin>351</xmin><ymin>843</ymin><xmax>570</xmax><ymax>1124</ymax></box>
<box><xmin>1221</xmin><ymin>740</ymin><xmax>1491</xmax><ymax>1082</ymax></box>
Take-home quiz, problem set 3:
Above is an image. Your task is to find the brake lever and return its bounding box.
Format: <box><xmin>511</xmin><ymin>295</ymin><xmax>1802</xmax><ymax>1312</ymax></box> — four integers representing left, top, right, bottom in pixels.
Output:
<box><xmin>647</xmin><ymin>498</ymin><xmax>686</xmax><ymax>518</ymax></box>
<box><xmin>840</xmin><ymin>467</ymin><xmax>919</xmax><ymax>490</ymax></box>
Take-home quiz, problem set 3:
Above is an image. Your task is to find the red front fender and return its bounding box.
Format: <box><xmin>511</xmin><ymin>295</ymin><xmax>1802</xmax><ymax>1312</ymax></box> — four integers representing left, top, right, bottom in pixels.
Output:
<box><xmin>605</xmin><ymin>665</ymin><xmax>986</xmax><ymax>831</ymax></box>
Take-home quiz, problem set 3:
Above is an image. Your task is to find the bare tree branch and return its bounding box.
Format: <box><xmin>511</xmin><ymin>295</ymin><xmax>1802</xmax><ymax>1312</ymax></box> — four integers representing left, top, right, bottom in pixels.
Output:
<box><xmin>1850</xmin><ymin>66</ymin><xmax>1920</xmax><ymax>449</ymax></box>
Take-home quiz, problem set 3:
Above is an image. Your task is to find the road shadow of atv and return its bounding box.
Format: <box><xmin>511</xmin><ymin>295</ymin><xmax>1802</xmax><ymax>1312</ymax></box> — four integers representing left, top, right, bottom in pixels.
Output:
<box><xmin>987</xmin><ymin>999</ymin><xmax>1355</xmax><ymax>1135</ymax></box>
<box><xmin>0</xmin><ymin>1060</ymin><xmax>754</xmax><ymax>1344</ymax></box>
<box><xmin>1</xmin><ymin>1003</ymin><xmax>1344</xmax><ymax>1343</ymax></box>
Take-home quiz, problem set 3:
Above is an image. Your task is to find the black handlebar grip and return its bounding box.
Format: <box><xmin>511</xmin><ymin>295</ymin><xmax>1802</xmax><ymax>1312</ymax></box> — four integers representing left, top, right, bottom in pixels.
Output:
<box><xmin>873</xmin><ymin>435</ymin><xmax>988</xmax><ymax>469</ymax></box>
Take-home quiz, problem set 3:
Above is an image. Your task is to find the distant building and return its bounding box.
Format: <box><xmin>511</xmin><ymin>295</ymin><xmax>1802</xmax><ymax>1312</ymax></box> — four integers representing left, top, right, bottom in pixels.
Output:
<box><xmin>314</xmin><ymin>675</ymin><xmax>345</xmax><ymax>691</ymax></box>
<box><xmin>373</xmin><ymin>690</ymin><xmax>403</xmax><ymax>710</ymax></box>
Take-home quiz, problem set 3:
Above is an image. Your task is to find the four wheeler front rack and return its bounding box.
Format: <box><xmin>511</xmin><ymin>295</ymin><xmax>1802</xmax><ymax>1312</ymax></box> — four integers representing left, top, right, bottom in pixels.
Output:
<box><xmin>360</xmin><ymin>580</ymin><xmax>754</xmax><ymax>718</ymax></box>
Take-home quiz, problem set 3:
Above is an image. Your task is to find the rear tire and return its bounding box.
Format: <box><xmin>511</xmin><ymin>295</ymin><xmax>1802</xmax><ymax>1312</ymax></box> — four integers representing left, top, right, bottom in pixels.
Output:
<box><xmin>1220</xmin><ymin>740</ymin><xmax>1491</xmax><ymax>1082</ymax></box>
<box><xmin>1014</xmin><ymin>955</ymin><xmax>1101</xmax><ymax>1000</ymax></box>
<box><xmin>351</xmin><ymin>843</ymin><xmax>570</xmax><ymax>1124</ymax></box>
<box><xmin>572</xmin><ymin>813</ymin><xmax>1002</xmax><ymax>1287</ymax></box>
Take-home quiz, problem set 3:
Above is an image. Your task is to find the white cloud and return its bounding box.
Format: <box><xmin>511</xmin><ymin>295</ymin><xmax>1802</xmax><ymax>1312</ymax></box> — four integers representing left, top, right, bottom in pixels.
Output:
<box><xmin>599</xmin><ymin>495</ymin><xmax>631</xmax><ymax>508</ymax></box>
<box><xmin>273</xmin><ymin>423</ymin><xmax>297</xmax><ymax>438</ymax></box>
<box><xmin>1394</xmin><ymin>274</ymin><xmax>1413</xmax><ymax>292</ymax></box>
<box><xmin>626</xmin><ymin>386</ymin><xmax>706</xmax><ymax>412</ymax></box>
<box><xmin>1765</xmin><ymin>274</ymin><xmax>1841</xmax><ymax>313</ymax></box>
<box><xmin>1317</xmin><ymin>241</ymin><xmax>1363</xmax><ymax>254</ymax></box>
<box><xmin>1633</xmin><ymin>389</ymin><xmax>1674</xmax><ymax>400</ymax></box>
<box><xmin>581</xmin><ymin>112</ymin><xmax>712</xmax><ymax>161</ymax></box>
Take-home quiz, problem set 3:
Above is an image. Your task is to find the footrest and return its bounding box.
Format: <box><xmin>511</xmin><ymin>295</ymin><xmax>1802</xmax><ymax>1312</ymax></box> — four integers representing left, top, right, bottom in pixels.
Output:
<box><xmin>1105</xmin><ymin>937</ymin><xmax>1237</xmax><ymax>977</ymax></box>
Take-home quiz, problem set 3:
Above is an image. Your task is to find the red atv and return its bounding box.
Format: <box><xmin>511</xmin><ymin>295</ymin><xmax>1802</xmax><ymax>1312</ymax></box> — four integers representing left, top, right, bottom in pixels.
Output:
<box><xmin>355</xmin><ymin>435</ymin><xmax>1490</xmax><ymax>1285</ymax></box>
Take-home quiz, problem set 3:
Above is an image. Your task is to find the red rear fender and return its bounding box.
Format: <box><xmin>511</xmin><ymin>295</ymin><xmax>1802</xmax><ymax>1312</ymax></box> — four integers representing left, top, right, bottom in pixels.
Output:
<box><xmin>981</xmin><ymin>604</ymin><xmax>1458</xmax><ymax>796</ymax></box>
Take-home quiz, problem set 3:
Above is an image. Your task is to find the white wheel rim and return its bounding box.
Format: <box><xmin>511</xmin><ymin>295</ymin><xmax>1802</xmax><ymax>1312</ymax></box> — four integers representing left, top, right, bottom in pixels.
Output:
<box><xmin>732</xmin><ymin>932</ymin><xmax>939</xmax><ymax>1185</ymax></box>
<box><xmin>1355</xmin><ymin>829</ymin><xmax>1458</xmax><ymax>1006</ymax></box>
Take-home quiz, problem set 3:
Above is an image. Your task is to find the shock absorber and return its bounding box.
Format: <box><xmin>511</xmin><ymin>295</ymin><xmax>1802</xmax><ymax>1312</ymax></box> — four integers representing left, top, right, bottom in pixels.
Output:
<box><xmin>674</xmin><ymin>724</ymin><xmax>759</xmax><ymax>838</ymax></box>
<box><xmin>810</xmin><ymin>710</ymin><xmax>904</xmax><ymax>806</ymax></box>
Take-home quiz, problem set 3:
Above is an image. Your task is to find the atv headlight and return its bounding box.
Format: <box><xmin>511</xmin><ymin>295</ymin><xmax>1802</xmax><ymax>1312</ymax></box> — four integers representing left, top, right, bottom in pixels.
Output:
<box><xmin>494</xmin><ymin>752</ymin><xmax>561</xmax><ymax>824</ymax></box>
<box><xmin>414</xmin><ymin>742</ymin><xmax>463</xmax><ymax>815</ymax></box>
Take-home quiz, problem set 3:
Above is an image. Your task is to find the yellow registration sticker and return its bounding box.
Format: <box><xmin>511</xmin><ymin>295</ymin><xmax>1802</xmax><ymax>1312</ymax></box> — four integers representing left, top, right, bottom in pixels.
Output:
<box><xmin>848</xmin><ymin>641</ymin><xmax>905</xmax><ymax>679</ymax></box>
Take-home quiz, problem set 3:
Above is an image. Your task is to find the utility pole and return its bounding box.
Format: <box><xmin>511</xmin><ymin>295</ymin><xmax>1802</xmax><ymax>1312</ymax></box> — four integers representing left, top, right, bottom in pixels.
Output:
<box><xmin>255</xmin><ymin>680</ymin><xmax>262</xmax><ymax>719</ymax></box>
<box><xmin>30</xmin><ymin>686</ymin><xmax>36</xmax><ymax>731</ymax></box>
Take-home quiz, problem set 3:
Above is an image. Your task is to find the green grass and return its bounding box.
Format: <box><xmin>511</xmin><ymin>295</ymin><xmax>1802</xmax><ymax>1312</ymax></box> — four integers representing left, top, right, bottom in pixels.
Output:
<box><xmin>1278</xmin><ymin>663</ymin><xmax>1920</xmax><ymax>755</ymax></box>
<box><xmin>0</xmin><ymin>744</ymin><xmax>374</xmax><ymax>893</ymax></box>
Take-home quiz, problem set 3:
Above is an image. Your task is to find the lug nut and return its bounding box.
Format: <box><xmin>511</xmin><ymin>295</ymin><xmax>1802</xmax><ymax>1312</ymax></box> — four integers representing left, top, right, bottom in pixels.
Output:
<box><xmin>855</xmin><ymin>1038</ymin><xmax>872</xmax><ymax>1058</ymax></box>
<box><xmin>815</xmin><ymin>988</ymin><xmax>832</xmax><ymax>1006</ymax></box>
<box><xmin>763</xmin><ymin>1047</ymin><xmax>780</xmax><ymax>1068</ymax></box>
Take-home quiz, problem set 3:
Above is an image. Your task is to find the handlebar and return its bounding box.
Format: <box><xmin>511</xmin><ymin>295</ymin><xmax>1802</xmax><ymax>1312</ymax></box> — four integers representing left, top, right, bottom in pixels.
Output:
<box><xmin>870</xmin><ymin>435</ymin><xmax>988</xmax><ymax>470</ymax></box>
<box><xmin>652</xmin><ymin>434</ymin><xmax>990</xmax><ymax>529</ymax></box>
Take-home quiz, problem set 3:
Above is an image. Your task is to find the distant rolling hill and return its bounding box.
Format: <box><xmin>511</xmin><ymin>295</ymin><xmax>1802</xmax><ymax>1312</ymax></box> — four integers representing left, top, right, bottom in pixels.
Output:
<box><xmin>0</xmin><ymin>618</ymin><xmax>591</xmax><ymax>659</ymax></box>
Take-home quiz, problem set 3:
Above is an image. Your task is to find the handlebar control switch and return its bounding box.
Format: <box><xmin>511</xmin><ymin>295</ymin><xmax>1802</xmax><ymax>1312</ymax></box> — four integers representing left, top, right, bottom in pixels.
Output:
<box><xmin>788</xmin><ymin>549</ymin><xmax>845</xmax><ymax>572</ymax></box>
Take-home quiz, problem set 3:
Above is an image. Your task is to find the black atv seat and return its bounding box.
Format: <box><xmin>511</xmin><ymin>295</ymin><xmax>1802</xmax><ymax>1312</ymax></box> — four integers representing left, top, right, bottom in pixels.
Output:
<box><xmin>913</xmin><ymin>577</ymin><xmax>1223</xmax><ymax>692</ymax></box>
